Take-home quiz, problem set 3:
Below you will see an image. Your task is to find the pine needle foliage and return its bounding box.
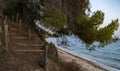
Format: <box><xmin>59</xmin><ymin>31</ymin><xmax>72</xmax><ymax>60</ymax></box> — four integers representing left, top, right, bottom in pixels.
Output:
<box><xmin>75</xmin><ymin>10</ymin><xmax>119</xmax><ymax>47</ymax></box>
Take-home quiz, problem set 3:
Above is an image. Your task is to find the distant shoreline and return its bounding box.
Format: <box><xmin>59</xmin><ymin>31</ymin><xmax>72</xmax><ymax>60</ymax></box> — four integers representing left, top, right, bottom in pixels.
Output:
<box><xmin>57</xmin><ymin>48</ymin><xmax>116</xmax><ymax>71</ymax></box>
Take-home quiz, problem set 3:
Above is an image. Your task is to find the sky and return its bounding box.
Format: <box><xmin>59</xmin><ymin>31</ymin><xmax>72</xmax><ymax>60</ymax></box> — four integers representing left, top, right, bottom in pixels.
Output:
<box><xmin>90</xmin><ymin>0</ymin><xmax>120</xmax><ymax>37</ymax></box>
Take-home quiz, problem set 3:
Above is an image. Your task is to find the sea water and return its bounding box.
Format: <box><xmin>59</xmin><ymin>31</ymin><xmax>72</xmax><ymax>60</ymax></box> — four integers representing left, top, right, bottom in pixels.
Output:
<box><xmin>45</xmin><ymin>35</ymin><xmax>120</xmax><ymax>71</ymax></box>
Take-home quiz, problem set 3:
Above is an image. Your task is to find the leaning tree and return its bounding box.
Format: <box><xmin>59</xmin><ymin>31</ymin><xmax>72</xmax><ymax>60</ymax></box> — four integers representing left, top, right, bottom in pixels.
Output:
<box><xmin>1</xmin><ymin>0</ymin><xmax>119</xmax><ymax>50</ymax></box>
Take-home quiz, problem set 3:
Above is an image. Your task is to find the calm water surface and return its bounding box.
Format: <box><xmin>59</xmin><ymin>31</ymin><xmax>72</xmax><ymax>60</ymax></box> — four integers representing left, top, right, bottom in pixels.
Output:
<box><xmin>46</xmin><ymin>35</ymin><xmax>120</xmax><ymax>71</ymax></box>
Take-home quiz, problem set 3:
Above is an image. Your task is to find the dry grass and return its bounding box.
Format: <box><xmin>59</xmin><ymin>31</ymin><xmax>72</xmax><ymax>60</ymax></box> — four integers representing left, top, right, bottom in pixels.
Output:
<box><xmin>56</xmin><ymin>59</ymin><xmax>84</xmax><ymax>71</ymax></box>
<box><xmin>46</xmin><ymin>58</ymin><xmax>84</xmax><ymax>71</ymax></box>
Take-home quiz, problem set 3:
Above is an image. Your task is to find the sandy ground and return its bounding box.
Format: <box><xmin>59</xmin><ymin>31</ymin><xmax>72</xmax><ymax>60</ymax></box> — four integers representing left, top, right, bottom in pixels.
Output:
<box><xmin>57</xmin><ymin>48</ymin><xmax>109</xmax><ymax>71</ymax></box>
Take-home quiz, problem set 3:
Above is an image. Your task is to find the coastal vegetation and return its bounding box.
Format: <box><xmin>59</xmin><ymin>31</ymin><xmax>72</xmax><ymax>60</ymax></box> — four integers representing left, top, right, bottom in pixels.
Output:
<box><xmin>0</xmin><ymin>0</ymin><xmax>119</xmax><ymax>48</ymax></box>
<box><xmin>43</xmin><ymin>7</ymin><xmax>67</xmax><ymax>31</ymax></box>
<box><xmin>42</xmin><ymin>2</ymin><xmax>119</xmax><ymax>49</ymax></box>
<box><xmin>75</xmin><ymin>11</ymin><xmax>119</xmax><ymax>48</ymax></box>
<box><xmin>0</xmin><ymin>0</ymin><xmax>120</xmax><ymax>71</ymax></box>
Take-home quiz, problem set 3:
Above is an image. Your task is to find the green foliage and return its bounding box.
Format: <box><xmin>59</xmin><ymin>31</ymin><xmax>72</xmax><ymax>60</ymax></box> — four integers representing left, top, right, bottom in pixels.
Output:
<box><xmin>0</xmin><ymin>49</ymin><xmax>7</xmax><ymax>58</ymax></box>
<box><xmin>2</xmin><ymin>0</ymin><xmax>24</xmax><ymax>18</ymax></box>
<box><xmin>98</xmin><ymin>19</ymin><xmax>119</xmax><ymax>44</ymax></box>
<box><xmin>75</xmin><ymin>10</ymin><xmax>119</xmax><ymax>47</ymax></box>
<box><xmin>90</xmin><ymin>11</ymin><xmax>104</xmax><ymax>28</ymax></box>
<box><xmin>44</xmin><ymin>7</ymin><xmax>67</xmax><ymax>31</ymax></box>
<box><xmin>2</xmin><ymin>0</ymin><xmax>17</xmax><ymax>16</ymax></box>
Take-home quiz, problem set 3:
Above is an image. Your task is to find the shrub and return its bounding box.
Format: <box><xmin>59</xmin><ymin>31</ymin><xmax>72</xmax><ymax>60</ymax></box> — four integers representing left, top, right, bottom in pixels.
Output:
<box><xmin>44</xmin><ymin>7</ymin><xmax>67</xmax><ymax>32</ymax></box>
<box><xmin>47</xmin><ymin>43</ymin><xmax>58</xmax><ymax>60</ymax></box>
<box><xmin>0</xmin><ymin>49</ymin><xmax>7</xmax><ymax>58</ymax></box>
<box><xmin>2</xmin><ymin>0</ymin><xmax>16</xmax><ymax>16</ymax></box>
<box><xmin>56</xmin><ymin>60</ymin><xmax>83</xmax><ymax>71</ymax></box>
<box><xmin>2</xmin><ymin>0</ymin><xmax>24</xmax><ymax>18</ymax></box>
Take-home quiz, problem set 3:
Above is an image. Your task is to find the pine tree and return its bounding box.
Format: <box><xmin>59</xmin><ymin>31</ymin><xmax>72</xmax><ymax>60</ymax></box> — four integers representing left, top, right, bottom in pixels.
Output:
<box><xmin>75</xmin><ymin>10</ymin><xmax>119</xmax><ymax>48</ymax></box>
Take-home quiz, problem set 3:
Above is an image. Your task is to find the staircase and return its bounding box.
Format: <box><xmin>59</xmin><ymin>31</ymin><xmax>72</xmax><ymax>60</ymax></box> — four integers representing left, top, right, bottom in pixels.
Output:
<box><xmin>9</xmin><ymin>21</ymin><xmax>44</xmax><ymax>52</ymax></box>
<box><xmin>0</xmin><ymin>15</ymin><xmax>47</xmax><ymax>71</ymax></box>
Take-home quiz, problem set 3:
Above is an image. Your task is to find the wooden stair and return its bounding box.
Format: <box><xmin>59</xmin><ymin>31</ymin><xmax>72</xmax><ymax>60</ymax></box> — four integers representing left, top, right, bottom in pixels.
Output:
<box><xmin>8</xmin><ymin>20</ymin><xmax>45</xmax><ymax>52</ymax></box>
<box><xmin>0</xmin><ymin>15</ymin><xmax>47</xmax><ymax>71</ymax></box>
